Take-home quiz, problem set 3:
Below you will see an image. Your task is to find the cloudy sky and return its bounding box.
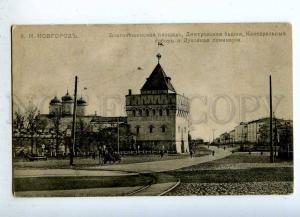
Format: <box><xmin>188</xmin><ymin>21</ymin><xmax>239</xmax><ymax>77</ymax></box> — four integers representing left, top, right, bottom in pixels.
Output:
<box><xmin>12</xmin><ymin>24</ymin><xmax>292</xmax><ymax>140</ymax></box>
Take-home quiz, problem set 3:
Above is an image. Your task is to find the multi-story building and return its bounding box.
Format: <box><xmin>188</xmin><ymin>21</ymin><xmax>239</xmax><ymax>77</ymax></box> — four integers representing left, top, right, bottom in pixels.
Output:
<box><xmin>234</xmin><ymin>122</ymin><xmax>247</xmax><ymax>143</ymax></box>
<box><xmin>126</xmin><ymin>54</ymin><xmax>190</xmax><ymax>153</ymax></box>
<box><xmin>247</xmin><ymin>118</ymin><xmax>269</xmax><ymax>143</ymax></box>
<box><xmin>215</xmin><ymin>117</ymin><xmax>293</xmax><ymax>148</ymax></box>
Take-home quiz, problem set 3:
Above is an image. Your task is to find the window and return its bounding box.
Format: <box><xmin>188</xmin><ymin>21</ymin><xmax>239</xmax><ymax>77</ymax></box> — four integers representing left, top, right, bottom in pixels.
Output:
<box><xmin>136</xmin><ymin>126</ymin><xmax>140</xmax><ymax>134</ymax></box>
<box><xmin>132</xmin><ymin>110</ymin><xmax>136</xmax><ymax>117</ymax></box>
<box><xmin>161</xmin><ymin>125</ymin><xmax>166</xmax><ymax>133</ymax></box>
<box><xmin>149</xmin><ymin>125</ymin><xmax>154</xmax><ymax>133</ymax></box>
<box><xmin>146</xmin><ymin>109</ymin><xmax>149</xmax><ymax>117</ymax></box>
<box><xmin>166</xmin><ymin>109</ymin><xmax>170</xmax><ymax>116</ymax></box>
<box><xmin>159</xmin><ymin>109</ymin><xmax>163</xmax><ymax>116</ymax></box>
<box><xmin>138</xmin><ymin>109</ymin><xmax>142</xmax><ymax>116</ymax></box>
<box><xmin>152</xmin><ymin>109</ymin><xmax>156</xmax><ymax>116</ymax></box>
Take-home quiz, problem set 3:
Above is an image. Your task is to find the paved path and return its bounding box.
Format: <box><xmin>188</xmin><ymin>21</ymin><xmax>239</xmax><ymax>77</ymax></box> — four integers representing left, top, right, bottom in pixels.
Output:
<box><xmin>88</xmin><ymin>146</ymin><xmax>233</xmax><ymax>173</ymax></box>
<box><xmin>14</xmin><ymin>168</ymin><xmax>137</xmax><ymax>178</ymax></box>
<box><xmin>14</xmin><ymin>186</ymin><xmax>143</xmax><ymax>197</ymax></box>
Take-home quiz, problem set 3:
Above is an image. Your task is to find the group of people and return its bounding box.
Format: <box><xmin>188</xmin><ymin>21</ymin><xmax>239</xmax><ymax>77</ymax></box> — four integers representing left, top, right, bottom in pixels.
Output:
<box><xmin>91</xmin><ymin>149</ymin><xmax>121</xmax><ymax>165</ymax></box>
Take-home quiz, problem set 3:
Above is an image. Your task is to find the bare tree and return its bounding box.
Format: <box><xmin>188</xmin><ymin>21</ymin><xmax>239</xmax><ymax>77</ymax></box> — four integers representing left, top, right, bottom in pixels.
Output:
<box><xmin>74</xmin><ymin>118</ymin><xmax>95</xmax><ymax>156</ymax></box>
<box><xmin>95</xmin><ymin>125</ymin><xmax>104</xmax><ymax>165</ymax></box>
<box><xmin>13</xmin><ymin>110</ymin><xmax>26</xmax><ymax>156</ymax></box>
<box><xmin>13</xmin><ymin>110</ymin><xmax>25</xmax><ymax>131</ymax></box>
<box><xmin>50</xmin><ymin>113</ymin><xmax>62</xmax><ymax>157</ymax></box>
<box><xmin>24</xmin><ymin>105</ymin><xmax>41</xmax><ymax>155</ymax></box>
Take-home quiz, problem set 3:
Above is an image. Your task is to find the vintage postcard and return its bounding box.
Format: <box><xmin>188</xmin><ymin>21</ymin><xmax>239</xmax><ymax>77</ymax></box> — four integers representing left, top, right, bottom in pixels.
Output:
<box><xmin>12</xmin><ymin>23</ymin><xmax>293</xmax><ymax>196</ymax></box>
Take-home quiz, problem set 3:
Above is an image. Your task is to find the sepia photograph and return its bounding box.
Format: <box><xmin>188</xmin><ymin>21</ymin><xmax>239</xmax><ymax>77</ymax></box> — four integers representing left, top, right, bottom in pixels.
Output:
<box><xmin>11</xmin><ymin>23</ymin><xmax>293</xmax><ymax>197</ymax></box>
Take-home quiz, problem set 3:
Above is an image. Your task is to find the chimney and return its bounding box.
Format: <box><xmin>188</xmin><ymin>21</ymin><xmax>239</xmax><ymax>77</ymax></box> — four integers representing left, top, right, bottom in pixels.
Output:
<box><xmin>128</xmin><ymin>89</ymin><xmax>132</xmax><ymax>95</ymax></box>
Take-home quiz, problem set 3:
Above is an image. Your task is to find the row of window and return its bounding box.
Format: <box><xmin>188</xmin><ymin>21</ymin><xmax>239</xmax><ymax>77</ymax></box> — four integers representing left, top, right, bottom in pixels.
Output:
<box><xmin>177</xmin><ymin>110</ymin><xmax>189</xmax><ymax>117</ymax></box>
<box><xmin>128</xmin><ymin>97</ymin><xmax>175</xmax><ymax>105</ymax></box>
<box><xmin>134</xmin><ymin>125</ymin><xmax>187</xmax><ymax>134</ymax></box>
<box><xmin>136</xmin><ymin>125</ymin><xmax>167</xmax><ymax>134</ymax></box>
<box><xmin>131</xmin><ymin>109</ymin><xmax>189</xmax><ymax>118</ymax></box>
<box><xmin>132</xmin><ymin>109</ymin><xmax>170</xmax><ymax>117</ymax></box>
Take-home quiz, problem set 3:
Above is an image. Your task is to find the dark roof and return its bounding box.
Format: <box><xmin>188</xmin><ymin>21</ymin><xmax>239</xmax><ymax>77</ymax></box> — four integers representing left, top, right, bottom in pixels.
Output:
<box><xmin>50</xmin><ymin>96</ymin><xmax>61</xmax><ymax>104</ymax></box>
<box><xmin>90</xmin><ymin>116</ymin><xmax>127</xmax><ymax>123</ymax></box>
<box><xmin>61</xmin><ymin>91</ymin><xmax>73</xmax><ymax>102</ymax></box>
<box><xmin>141</xmin><ymin>63</ymin><xmax>176</xmax><ymax>92</ymax></box>
<box><xmin>77</xmin><ymin>97</ymin><xmax>87</xmax><ymax>105</ymax></box>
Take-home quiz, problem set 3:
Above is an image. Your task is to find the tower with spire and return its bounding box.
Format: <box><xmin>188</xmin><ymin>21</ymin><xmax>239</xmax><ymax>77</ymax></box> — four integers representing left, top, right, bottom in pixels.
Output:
<box><xmin>126</xmin><ymin>54</ymin><xmax>190</xmax><ymax>153</ymax></box>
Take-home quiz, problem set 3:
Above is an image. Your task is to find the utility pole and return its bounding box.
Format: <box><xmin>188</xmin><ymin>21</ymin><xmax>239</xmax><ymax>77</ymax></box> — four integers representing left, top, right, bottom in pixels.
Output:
<box><xmin>269</xmin><ymin>75</ymin><xmax>274</xmax><ymax>163</ymax></box>
<box><xmin>117</xmin><ymin>116</ymin><xmax>120</xmax><ymax>153</ymax></box>
<box><xmin>70</xmin><ymin>76</ymin><xmax>78</xmax><ymax>166</ymax></box>
<box><xmin>273</xmin><ymin>112</ymin><xmax>278</xmax><ymax>158</ymax></box>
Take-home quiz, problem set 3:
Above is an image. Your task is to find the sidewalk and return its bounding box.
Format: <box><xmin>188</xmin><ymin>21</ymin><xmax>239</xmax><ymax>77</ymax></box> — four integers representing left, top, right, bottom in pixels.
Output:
<box><xmin>88</xmin><ymin>146</ymin><xmax>233</xmax><ymax>173</ymax></box>
<box><xmin>14</xmin><ymin>168</ymin><xmax>137</xmax><ymax>178</ymax></box>
<box><xmin>14</xmin><ymin>186</ymin><xmax>143</xmax><ymax>197</ymax></box>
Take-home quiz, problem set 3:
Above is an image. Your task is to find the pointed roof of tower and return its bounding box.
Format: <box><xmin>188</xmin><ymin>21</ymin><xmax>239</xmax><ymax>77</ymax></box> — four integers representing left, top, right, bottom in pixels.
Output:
<box><xmin>141</xmin><ymin>54</ymin><xmax>176</xmax><ymax>92</ymax></box>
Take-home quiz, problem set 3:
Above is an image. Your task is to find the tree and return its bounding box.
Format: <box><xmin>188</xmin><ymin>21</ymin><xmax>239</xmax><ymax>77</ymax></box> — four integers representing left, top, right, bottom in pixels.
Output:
<box><xmin>258</xmin><ymin>124</ymin><xmax>269</xmax><ymax>145</ymax></box>
<box><xmin>13</xmin><ymin>110</ymin><xmax>25</xmax><ymax>132</ymax></box>
<box><xmin>76</xmin><ymin>118</ymin><xmax>92</xmax><ymax>155</ymax></box>
<box><xmin>95</xmin><ymin>125</ymin><xmax>104</xmax><ymax>164</ymax></box>
<box><xmin>188</xmin><ymin>133</ymin><xmax>193</xmax><ymax>151</ymax></box>
<box><xmin>50</xmin><ymin>113</ymin><xmax>62</xmax><ymax>157</ymax></box>
<box><xmin>13</xmin><ymin>110</ymin><xmax>25</xmax><ymax>155</ymax></box>
<box><xmin>24</xmin><ymin>105</ymin><xmax>42</xmax><ymax>155</ymax></box>
<box><xmin>38</xmin><ymin>118</ymin><xmax>48</xmax><ymax>133</ymax></box>
<box><xmin>224</xmin><ymin>133</ymin><xmax>230</xmax><ymax>145</ymax></box>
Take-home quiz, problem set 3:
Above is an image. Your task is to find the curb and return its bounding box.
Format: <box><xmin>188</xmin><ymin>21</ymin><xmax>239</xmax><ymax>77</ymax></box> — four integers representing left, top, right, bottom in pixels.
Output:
<box><xmin>158</xmin><ymin>179</ymin><xmax>181</xmax><ymax>196</ymax></box>
<box><xmin>127</xmin><ymin>184</ymin><xmax>152</xmax><ymax>196</ymax></box>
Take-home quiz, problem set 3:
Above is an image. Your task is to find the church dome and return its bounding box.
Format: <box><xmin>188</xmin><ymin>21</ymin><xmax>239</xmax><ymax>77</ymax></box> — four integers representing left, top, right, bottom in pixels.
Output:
<box><xmin>77</xmin><ymin>97</ymin><xmax>87</xmax><ymax>105</ymax></box>
<box><xmin>50</xmin><ymin>96</ymin><xmax>61</xmax><ymax>104</ymax></box>
<box><xmin>61</xmin><ymin>91</ymin><xmax>73</xmax><ymax>102</ymax></box>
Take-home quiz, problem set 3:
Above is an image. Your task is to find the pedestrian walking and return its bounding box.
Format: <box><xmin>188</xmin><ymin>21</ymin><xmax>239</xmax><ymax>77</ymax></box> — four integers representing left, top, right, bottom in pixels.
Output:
<box><xmin>160</xmin><ymin>150</ymin><xmax>164</xmax><ymax>158</ymax></box>
<box><xmin>212</xmin><ymin>150</ymin><xmax>215</xmax><ymax>156</ymax></box>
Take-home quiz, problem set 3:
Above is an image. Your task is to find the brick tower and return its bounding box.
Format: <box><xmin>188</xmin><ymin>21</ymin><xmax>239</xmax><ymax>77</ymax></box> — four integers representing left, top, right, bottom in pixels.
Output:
<box><xmin>126</xmin><ymin>54</ymin><xmax>190</xmax><ymax>153</ymax></box>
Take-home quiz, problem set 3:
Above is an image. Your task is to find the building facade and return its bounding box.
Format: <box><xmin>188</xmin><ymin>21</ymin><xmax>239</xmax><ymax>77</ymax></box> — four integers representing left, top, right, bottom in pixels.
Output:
<box><xmin>125</xmin><ymin>54</ymin><xmax>190</xmax><ymax>153</ymax></box>
<box><xmin>234</xmin><ymin>122</ymin><xmax>247</xmax><ymax>143</ymax></box>
<box><xmin>215</xmin><ymin>117</ymin><xmax>293</xmax><ymax>147</ymax></box>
